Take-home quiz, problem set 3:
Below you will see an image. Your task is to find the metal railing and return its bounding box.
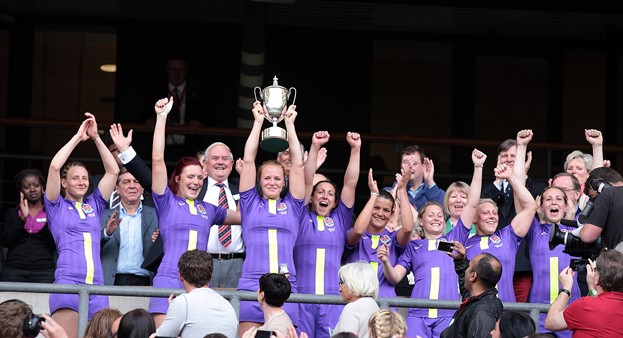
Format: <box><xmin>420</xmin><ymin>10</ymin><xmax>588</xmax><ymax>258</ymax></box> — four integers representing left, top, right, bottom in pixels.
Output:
<box><xmin>0</xmin><ymin>282</ymin><xmax>551</xmax><ymax>337</ymax></box>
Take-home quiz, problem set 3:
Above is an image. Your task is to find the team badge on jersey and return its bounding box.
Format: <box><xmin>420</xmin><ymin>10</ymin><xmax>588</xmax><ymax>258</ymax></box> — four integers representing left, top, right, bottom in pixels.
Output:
<box><xmin>325</xmin><ymin>216</ymin><xmax>335</xmax><ymax>232</ymax></box>
<box><xmin>490</xmin><ymin>234</ymin><xmax>502</xmax><ymax>247</ymax></box>
<box><xmin>277</xmin><ymin>202</ymin><xmax>288</xmax><ymax>214</ymax></box>
<box><xmin>380</xmin><ymin>234</ymin><xmax>391</xmax><ymax>245</ymax></box>
<box><xmin>82</xmin><ymin>204</ymin><xmax>94</xmax><ymax>214</ymax></box>
<box><xmin>197</xmin><ymin>204</ymin><xmax>207</xmax><ymax>214</ymax></box>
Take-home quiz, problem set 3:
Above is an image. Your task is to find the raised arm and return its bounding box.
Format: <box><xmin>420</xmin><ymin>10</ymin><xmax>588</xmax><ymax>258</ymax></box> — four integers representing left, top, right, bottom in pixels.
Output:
<box><xmin>513</xmin><ymin>129</ymin><xmax>532</xmax><ymax>187</ymax></box>
<box><xmin>396</xmin><ymin>163</ymin><xmax>414</xmax><ymax>246</ymax></box>
<box><xmin>151</xmin><ymin>97</ymin><xmax>172</xmax><ymax>195</ymax></box>
<box><xmin>377</xmin><ymin>244</ymin><xmax>407</xmax><ymax>285</ymax></box>
<box><xmin>347</xmin><ymin>169</ymin><xmax>377</xmax><ymax>246</ymax></box>
<box><xmin>239</xmin><ymin>101</ymin><xmax>264</xmax><ymax>192</ymax></box>
<box><xmin>284</xmin><ymin>105</ymin><xmax>305</xmax><ymax>200</ymax></box>
<box><xmin>46</xmin><ymin>115</ymin><xmax>91</xmax><ymax>201</ymax></box>
<box><xmin>460</xmin><ymin>149</ymin><xmax>487</xmax><ymax>229</ymax></box>
<box><xmin>109</xmin><ymin>123</ymin><xmax>152</xmax><ymax>188</ymax></box>
<box><xmin>341</xmin><ymin>132</ymin><xmax>361</xmax><ymax>208</ymax></box>
<box><xmin>497</xmin><ymin>164</ymin><xmax>537</xmax><ymax>237</ymax></box>
<box><xmin>88</xmin><ymin>115</ymin><xmax>119</xmax><ymax>200</ymax></box>
<box><xmin>586</xmin><ymin>129</ymin><xmax>604</xmax><ymax>170</ymax></box>
<box><xmin>304</xmin><ymin>131</ymin><xmax>330</xmax><ymax>204</ymax></box>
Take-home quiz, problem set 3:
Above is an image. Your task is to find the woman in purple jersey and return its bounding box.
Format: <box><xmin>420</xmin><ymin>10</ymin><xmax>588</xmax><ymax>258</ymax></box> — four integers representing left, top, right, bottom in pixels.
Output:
<box><xmin>150</xmin><ymin>97</ymin><xmax>240</xmax><ymax>326</ymax></box>
<box><xmin>346</xmin><ymin>163</ymin><xmax>413</xmax><ymax>299</ymax></box>
<box><xmin>463</xmin><ymin>147</ymin><xmax>537</xmax><ymax>303</ymax></box>
<box><xmin>513</xmin><ymin>129</ymin><xmax>579</xmax><ymax>337</ymax></box>
<box><xmin>45</xmin><ymin>113</ymin><xmax>119</xmax><ymax>338</ymax></box>
<box><xmin>377</xmin><ymin>150</ymin><xmax>484</xmax><ymax>338</ymax></box>
<box><xmin>295</xmin><ymin>130</ymin><xmax>361</xmax><ymax>338</ymax></box>
<box><xmin>237</xmin><ymin>101</ymin><xmax>306</xmax><ymax>336</ymax></box>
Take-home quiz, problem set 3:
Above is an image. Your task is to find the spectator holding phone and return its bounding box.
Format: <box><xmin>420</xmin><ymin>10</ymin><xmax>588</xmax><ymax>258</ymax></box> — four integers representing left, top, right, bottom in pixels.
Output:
<box><xmin>376</xmin><ymin>149</ymin><xmax>481</xmax><ymax>337</ymax></box>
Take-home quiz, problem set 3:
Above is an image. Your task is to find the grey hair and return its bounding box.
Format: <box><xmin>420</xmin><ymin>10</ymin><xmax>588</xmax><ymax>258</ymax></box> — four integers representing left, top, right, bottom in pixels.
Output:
<box><xmin>204</xmin><ymin>142</ymin><xmax>234</xmax><ymax>161</ymax></box>
<box><xmin>564</xmin><ymin>150</ymin><xmax>593</xmax><ymax>172</ymax></box>
<box><xmin>339</xmin><ymin>261</ymin><xmax>379</xmax><ymax>299</ymax></box>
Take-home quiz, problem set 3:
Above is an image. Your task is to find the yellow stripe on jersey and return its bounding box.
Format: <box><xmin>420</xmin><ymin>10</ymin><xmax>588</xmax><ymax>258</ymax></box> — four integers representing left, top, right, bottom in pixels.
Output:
<box><xmin>371</xmin><ymin>235</ymin><xmax>380</xmax><ymax>249</ymax></box>
<box><xmin>428</xmin><ymin>239</ymin><xmax>436</xmax><ymax>251</ymax></box>
<box><xmin>187</xmin><ymin>230</ymin><xmax>198</xmax><ymax>250</ymax></box>
<box><xmin>429</xmin><ymin>267</ymin><xmax>440</xmax><ymax>318</ymax></box>
<box><xmin>76</xmin><ymin>202</ymin><xmax>86</xmax><ymax>220</ymax></box>
<box><xmin>268</xmin><ymin>199</ymin><xmax>277</xmax><ymax>214</ymax></box>
<box><xmin>83</xmin><ymin>232</ymin><xmax>94</xmax><ymax>284</ymax></box>
<box><xmin>315</xmin><ymin>248</ymin><xmax>326</xmax><ymax>295</ymax></box>
<box><xmin>480</xmin><ymin>236</ymin><xmax>490</xmax><ymax>250</ymax></box>
<box><xmin>268</xmin><ymin>229</ymin><xmax>278</xmax><ymax>273</ymax></box>
<box><xmin>186</xmin><ymin>199</ymin><xmax>197</xmax><ymax>215</ymax></box>
<box><xmin>370</xmin><ymin>261</ymin><xmax>379</xmax><ymax>274</ymax></box>
<box><xmin>317</xmin><ymin>215</ymin><xmax>325</xmax><ymax>231</ymax></box>
<box><xmin>550</xmin><ymin>257</ymin><xmax>559</xmax><ymax>304</ymax></box>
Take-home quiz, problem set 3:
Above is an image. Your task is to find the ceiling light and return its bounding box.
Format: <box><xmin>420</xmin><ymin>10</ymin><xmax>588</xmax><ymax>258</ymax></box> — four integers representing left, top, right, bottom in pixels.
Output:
<box><xmin>100</xmin><ymin>64</ymin><xmax>117</xmax><ymax>73</ymax></box>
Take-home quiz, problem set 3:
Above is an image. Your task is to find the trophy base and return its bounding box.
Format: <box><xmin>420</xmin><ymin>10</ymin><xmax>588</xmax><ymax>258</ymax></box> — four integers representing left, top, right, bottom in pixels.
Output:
<box><xmin>260</xmin><ymin>127</ymin><xmax>288</xmax><ymax>153</ymax></box>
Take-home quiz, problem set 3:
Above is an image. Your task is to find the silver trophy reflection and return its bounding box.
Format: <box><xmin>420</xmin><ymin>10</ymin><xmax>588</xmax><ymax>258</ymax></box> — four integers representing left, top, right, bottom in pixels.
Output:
<box><xmin>254</xmin><ymin>76</ymin><xmax>297</xmax><ymax>153</ymax></box>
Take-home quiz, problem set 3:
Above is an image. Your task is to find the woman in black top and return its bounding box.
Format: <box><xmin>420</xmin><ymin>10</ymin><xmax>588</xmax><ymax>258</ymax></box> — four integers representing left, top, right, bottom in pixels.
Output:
<box><xmin>1</xmin><ymin>169</ymin><xmax>56</xmax><ymax>282</ymax></box>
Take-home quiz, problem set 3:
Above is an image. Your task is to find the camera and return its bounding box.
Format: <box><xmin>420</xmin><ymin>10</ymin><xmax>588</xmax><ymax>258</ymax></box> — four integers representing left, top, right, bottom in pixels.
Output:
<box><xmin>23</xmin><ymin>312</ymin><xmax>45</xmax><ymax>338</ymax></box>
<box><xmin>569</xmin><ymin>258</ymin><xmax>587</xmax><ymax>272</ymax></box>
<box><xmin>549</xmin><ymin>223</ymin><xmax>603</xmax><ymax>270</ymax></box>
<box><xmin>578</xmin><ymin>177</ymin><xmax>613</xmax><ymax>225</ymax></box>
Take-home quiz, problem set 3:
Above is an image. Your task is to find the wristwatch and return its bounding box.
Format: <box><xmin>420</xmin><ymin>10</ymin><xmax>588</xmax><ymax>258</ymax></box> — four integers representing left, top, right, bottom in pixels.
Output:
<box><xmin>559</xmin><ymin>289</ymin><xmax>571</xmax><ymax>297</ymax></box>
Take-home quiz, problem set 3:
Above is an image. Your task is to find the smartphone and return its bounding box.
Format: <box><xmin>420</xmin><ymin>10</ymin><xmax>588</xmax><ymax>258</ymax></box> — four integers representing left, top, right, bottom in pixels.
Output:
<box><xmin>256</xmin><ymin>330</ymin><xmax>276</xmax><ymax>338</ymax></box>
<box><xmin>437</xmin><ymin>241</ymin><xmax>453</xmax><ymax>252</ymax></box>
<box><xmin>569</xmin><ymin>258</ymin><xmax>587</xmax><ymax>272</ymax></box>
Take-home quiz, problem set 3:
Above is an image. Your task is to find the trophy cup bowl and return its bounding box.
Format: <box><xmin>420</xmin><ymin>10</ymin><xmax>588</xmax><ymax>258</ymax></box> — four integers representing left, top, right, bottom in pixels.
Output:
<box><xmin>254</xmin><ymin>76</ymin><xmax>297</xmax><ymax>153</ymax></box>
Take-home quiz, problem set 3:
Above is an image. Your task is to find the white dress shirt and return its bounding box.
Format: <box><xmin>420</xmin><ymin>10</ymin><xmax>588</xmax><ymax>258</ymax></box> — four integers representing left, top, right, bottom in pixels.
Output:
<box><xmin>203</xmin><ymin>177</ymin><xmax>243</xmax><ymax>253</ymax></box>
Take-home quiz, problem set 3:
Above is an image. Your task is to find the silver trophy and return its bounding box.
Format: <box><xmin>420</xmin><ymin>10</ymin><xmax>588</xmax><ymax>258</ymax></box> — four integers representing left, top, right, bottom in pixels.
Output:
<box><xmin>254</xmin><ymin>76</ymin><xmax>297</xmax><ymax>153</ymax></box>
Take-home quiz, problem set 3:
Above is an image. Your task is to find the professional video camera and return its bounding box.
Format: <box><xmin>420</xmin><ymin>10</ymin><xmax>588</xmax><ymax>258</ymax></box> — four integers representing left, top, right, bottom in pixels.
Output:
<box><xmin>548</xmin><ymin>177</ymin><xmax>610</xmax><ymax>271</ymax></box>
<box><xmin>549</xmin><ymin>223</ymin><xmax>603</xmax><ymax>271</ymax></box>
<box><xmin>576</xmin><ymin>177</ymin><xmax>613</xmax><ymax>224</ymax></box>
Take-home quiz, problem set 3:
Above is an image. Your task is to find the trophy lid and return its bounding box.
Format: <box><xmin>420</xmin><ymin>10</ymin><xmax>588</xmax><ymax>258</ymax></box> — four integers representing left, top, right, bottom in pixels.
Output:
<box><xmin>267</xmin><ymin>75</ymin><xmax>287</xmax><ymax>91</ymax></box>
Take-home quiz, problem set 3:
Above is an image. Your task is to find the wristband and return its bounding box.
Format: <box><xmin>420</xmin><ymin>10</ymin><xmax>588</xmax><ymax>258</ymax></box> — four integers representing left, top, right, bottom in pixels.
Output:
<box><xmin>474</xmin><ymin>164</ymin><xmax>483</xmax><ymax>168</ymax></box>
<box><xmin>92</xmin><ymin>135</ymin><xmax>100</xmax><ymax>141</ymax></box>
<box><xmin>588</xmin><ymin>289</ymin><xmax>598</xmax><ymax>296</ymax></box>
<box><xmin>559</xmin><ymin>289</ymin><xmax>571</xmax><ymax>297</ymax></box>
<box><xmin>157</xmin><ymin>99</ymin><xmax>174</xmax><ymax>118</ymax></box>
<box><xmin>371</xmin><ymin>192</ymin><xmax>379</xmax><ymax>197</ymax></box>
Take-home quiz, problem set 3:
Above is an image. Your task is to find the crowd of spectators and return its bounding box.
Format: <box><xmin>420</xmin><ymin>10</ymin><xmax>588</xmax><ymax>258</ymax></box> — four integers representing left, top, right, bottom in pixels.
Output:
<box><xmin>2</xmin><ymin>89</ymin><xmax>623</xmax><ymax>338</ymax></box>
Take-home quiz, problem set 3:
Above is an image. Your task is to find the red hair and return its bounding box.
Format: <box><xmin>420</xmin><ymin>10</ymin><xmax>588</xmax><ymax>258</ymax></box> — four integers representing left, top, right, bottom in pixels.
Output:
<box><xmin>168</xmin><ymin>156</ymin><xmax>203</xmax><ymax>195</ymax></box>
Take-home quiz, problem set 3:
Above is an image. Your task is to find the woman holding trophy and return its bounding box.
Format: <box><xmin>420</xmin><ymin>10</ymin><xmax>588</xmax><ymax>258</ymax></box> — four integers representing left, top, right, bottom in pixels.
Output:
<box><xmin>237</xmin><ymin>100</ymin><xmax>306</xmax><ymax>336</ymax></box>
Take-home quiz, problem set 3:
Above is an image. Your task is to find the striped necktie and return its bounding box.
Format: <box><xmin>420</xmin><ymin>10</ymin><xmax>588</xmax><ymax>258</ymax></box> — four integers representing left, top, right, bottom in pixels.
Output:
<box><xmin>215</xmin><ymin>183</ymin><xmax>232</xmax><ymax>247</ymax></box>
<box><xmin>110</xmin><ymin>189</ymin><xmax>120</xmax><ymax>209</ymax></box>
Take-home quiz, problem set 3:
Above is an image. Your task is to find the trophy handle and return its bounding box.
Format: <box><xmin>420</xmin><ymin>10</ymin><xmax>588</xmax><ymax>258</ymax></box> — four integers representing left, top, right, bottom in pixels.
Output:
<box><xmin>253</xmin><ymin>86</ymin><xmax>263</xmax><ymax>102</ymax></box>
<box><xmin>288</xmin><ymin>87</ymin><xmax>297</xmax><ymax>105</ymax></box>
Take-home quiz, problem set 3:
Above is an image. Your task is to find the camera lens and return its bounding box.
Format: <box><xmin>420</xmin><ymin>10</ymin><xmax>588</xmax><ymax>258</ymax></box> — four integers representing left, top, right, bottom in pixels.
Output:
<box><xmin>22</xmin><ymin>313</ymin><xmax>45</xmax><ymax>338</ymax></box>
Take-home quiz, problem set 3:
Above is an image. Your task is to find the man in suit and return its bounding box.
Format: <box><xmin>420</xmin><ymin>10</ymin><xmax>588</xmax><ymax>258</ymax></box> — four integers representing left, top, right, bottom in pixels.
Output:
<box><xmin>142</xmin><ymin>55</ymin><xmax>212</xmax><ymax>162</ymax></box>
<box><xmin>100</xmin><ymin>169</ymin><xmax>159</xmax><ymax>286</ymax></box>
<box><xmin>198</xmin><ymin>142</ymin><xmax>244</xmax><ymax>288</ymax></box>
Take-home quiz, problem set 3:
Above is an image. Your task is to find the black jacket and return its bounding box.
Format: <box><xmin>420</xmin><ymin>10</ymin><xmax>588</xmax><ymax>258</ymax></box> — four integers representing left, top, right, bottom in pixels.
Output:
<box><xmin>441</xmin><ymin>258</ymin><xmax>503</xmax><ymax>338</ymax></box>
<box><xmin>1</xmin><ymin>207</ymin><xmax>56</xmax><ymax>272</ymax></box>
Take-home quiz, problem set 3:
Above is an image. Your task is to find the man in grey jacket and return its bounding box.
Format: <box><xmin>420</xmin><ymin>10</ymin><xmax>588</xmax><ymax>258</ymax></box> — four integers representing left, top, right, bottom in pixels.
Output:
<box><xmin>100</xmin><ymin>169</ymin><xmax>158</xmax><ymax>286</ymax></box>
